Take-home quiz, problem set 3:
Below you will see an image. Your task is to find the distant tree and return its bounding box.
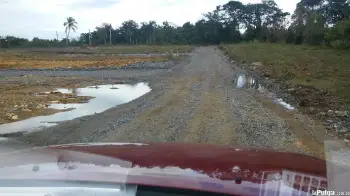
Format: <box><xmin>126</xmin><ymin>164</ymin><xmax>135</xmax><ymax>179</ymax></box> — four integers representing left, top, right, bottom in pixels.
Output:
<box><xmin>181</xmin><ymin>22</ymin><xmax>196</xmax><ymax>44</ymax></box>
<box><xmin>222</xmin><ymin>1</ymin><xmax>245</xmax><ymax>42</ymax></box>
<box><xmin>298</xmin><ymin>0</ymin><xmax>350</xmax><ymax>25</ymax></box>
<box><xmin>146</xmin><ymin>21</ymin><xmax>157</xmax><ymax>44</ymax></box>
<box><xmin>2</xmin><ymin>36</ymin><xmax>29</xmax><ymax>47</ymax></box>
<box><xmin>290</xmin><ymin>1</ymin><xmax>326</xmax><ymax>45</ymax></box>
<box><xmin>63</xmin><ymin>17</ymin><xmax>78</xmax><ymax>46</ymax></box>
<box><xmin>325</xmin><ymin>19</ymin><xmax>350</xmax><ymax>48</ymax></box>
<box><xmin>95</xmin><ymin>23</ymin><xmax>111</xmax><ymax>45</ymax></box>
<box><xmin>118</xmin><ymin>20</ymin><xmax>139</xmax><ymax>44</ymax></box>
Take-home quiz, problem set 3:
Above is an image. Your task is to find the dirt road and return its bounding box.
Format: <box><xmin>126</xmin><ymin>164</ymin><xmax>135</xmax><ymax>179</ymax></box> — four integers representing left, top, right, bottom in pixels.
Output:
<box><xmin>17</xmin><ymin>47</ymin><xmax>327</xmax><ymax>157</ymax></box>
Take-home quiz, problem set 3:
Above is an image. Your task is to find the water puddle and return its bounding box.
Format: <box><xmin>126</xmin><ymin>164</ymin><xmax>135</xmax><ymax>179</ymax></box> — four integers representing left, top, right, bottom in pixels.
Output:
<box><xmin>235</xmin><ymin>74</ymin><xmax>266</xmax><ymax>92</ymax></box>
<box><xmin>118</xmin><ymin>53</ymin><xmax>192</xmax><ymax>57</ymax></box>
<box><xmin>0</xmin><ymin>83</ymin><xmax>151</xmax><ymax>134</ymax></box>
<box><xmin>274</xmin><ymin>98</ymin><xmax>295</xmax><ymax>110</ymax></box>
<box><xmin>234</xmin><ymin>74</ymin><xmax>295</xmax><ymax>110</ymax></box>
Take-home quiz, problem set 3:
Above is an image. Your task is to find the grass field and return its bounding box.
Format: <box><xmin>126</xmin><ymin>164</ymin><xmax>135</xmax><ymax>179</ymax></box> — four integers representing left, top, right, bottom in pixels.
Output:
<box><xmin>0</xmin><ymin>45</ymin><xmax>194</xmax><ymax>69</ymax></box>
<box><xmin>220</xmin><ymin>43</ymin><xmax>350</xmax><ymax>109</ymax></box>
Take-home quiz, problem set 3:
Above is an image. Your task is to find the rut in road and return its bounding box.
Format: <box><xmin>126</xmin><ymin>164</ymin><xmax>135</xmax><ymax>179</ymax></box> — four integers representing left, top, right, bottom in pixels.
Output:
<box><xmin>104</xmin><ymin>47</ymin><xmax>314</xmax><ymax>155</ymax></box>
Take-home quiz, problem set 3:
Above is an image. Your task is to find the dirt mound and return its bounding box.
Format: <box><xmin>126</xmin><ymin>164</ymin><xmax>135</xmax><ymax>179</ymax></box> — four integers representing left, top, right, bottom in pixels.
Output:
<box><xmin>291</xmin><ymin>85</ymin><xmax>339</xmax><ymax>110</ymax></box>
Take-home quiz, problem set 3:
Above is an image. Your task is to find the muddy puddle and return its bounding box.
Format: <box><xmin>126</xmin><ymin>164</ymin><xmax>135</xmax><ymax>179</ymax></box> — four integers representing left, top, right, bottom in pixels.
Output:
<box><xmin>118</xmin><ymin>53</ymin><xmax>192</xmax><ymax>57</ymax></box>
<box><xmin>234</xmin><ymin>74</ymin><xmax>296</xmax><ymax>110</ymax></box>
<box><xmin>236</xmin><ymin>74</ymin><xmax>267</xmax><ymax>92</ymax></box>
<box><xmin>0</xmin><ymin>83</ymin><xmax>151</xmax><ymax>134</ymax></box>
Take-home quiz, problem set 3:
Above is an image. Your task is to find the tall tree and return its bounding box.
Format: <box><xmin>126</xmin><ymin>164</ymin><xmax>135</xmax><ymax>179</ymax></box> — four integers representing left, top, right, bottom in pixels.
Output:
<box><xmin>109</xmin><ymin>24</ymin><xmax>112</xmax><ymax>45</ymax></box>
<box><xmin>181</xmin><ymin>22</ymin><xmax>196</xmax><ymax>44</ymax></box>
<box><xmin>203</xmin><ymin>6</ymin><xmax>224</xmax><ymax>44</ymax></box>
<box><xmin>298</xmin><ymin>0</ymin><xmax>350</xmax><ymax>24</ymax></box>
<box><xmin>119</xmin><ymin>20</ymin><xmax>139</xmax><ymax>44</ymax></box>
<box><xmin>290</xmin><ymin>1</ymin><xmax>326</xmax><ymax>44</ymax></box>
<box><xmin>63</xmin><ymin>17</ymin><xmax>78</xmax><ymax>47</ymax></box>
<box><xmin>222</xmin><ymin>1</ymin><xmax>245</xmax><ymax>42</ymax></box>
<box><xmin>147</xmin><ymin>21</ymin><xmax>157</xmax><ymax>44</ymax></box>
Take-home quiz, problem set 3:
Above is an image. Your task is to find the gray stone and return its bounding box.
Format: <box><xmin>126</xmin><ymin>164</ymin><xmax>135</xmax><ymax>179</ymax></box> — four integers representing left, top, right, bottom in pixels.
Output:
<box><xmin>327</xmin><ymin>119</ymin><xmax>334</xmax><ymax>123</ymax></box>
<box><xmin>251</xmin><ymin>62</ymin><xmax>262</xmax><ymax>66</ymax></box>
<box><xmin>11</xmin><ymin>115</ymin><xmax>18</xmax><ymax>120</ymax></box>
<box><xmin>335</xmin><ymin>111</ymin><xmax>348</xmax><ymax>117</ymax></box>
<box><xmin>316</xmin><ymin>112</ymin><xmax>326</xmax><ymax>117</ymax></box>
<box><xmin>5</xmin><ymin>113</ymin><xmax>14</xmax><ymax>117</ymax></box>
<box><xmin>339</xmin><ymin>128</ymin><xmax>348</xmax><ymax>134</ymax></box>
<box><xmin>326</xmin><ymin>125</ymin><xmax>333</xmax><ymax>130</ymax></box>
<box><xmin>22</xmin><ymin>108</ymin><xmax>32</xmax><ymax>112</ymax></box>
<box><xmin>334</xmin><ymin>123</ymin><xmax>340</xmax><ymax>129</ymax></box>
<box><xmin>36</xmin><ymin>104</ymin><xmax>45</xmax><ymax>109</ymax></box>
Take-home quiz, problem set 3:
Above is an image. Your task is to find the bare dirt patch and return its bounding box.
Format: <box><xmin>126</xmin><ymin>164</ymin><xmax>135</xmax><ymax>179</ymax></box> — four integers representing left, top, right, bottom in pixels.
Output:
<box><xmin>4</xmin><ymin>45</ymin><xmax>195</xmax><ymax>54</ymax></box>
<box><xmin>0</xmin><ymin>45</ymin><xmax>194</xmax><ymax>69</ymax></box>
<box><xmin>0</xmin><ymin>54</ymin><xmax>166</xmax><ymax>69</ymax></box>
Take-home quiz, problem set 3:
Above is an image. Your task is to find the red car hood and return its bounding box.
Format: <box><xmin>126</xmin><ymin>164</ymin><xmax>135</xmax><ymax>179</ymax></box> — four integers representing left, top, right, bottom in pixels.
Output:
<box><xmin>0</xmin><ymin>142</ymin><xmax>327</xmax><ymax>195</ymax></box>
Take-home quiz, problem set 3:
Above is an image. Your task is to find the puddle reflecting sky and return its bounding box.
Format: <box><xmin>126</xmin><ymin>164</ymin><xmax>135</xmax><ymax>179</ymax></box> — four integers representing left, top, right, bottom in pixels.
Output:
<box><xmin>236</xmin><ymin>74</ymin><xmax>266</xmax><ymax>92</ymax></box>
<box><xmin>234</xmin><ymin>74</ymin><xmax>295</xmax><ymax>111</ymax></box>
<box><xmin>0</xmin><ymin>83</ymin><xmax>151</xmax><ymax>134</ymax></box>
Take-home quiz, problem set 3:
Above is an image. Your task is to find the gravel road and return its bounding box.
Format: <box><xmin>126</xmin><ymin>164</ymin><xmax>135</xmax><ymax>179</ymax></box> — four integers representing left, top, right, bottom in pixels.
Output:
<box><xmin>12</xmin><ymin>47</ymin><xmax>326</xmax><ymax>157</ymax></box>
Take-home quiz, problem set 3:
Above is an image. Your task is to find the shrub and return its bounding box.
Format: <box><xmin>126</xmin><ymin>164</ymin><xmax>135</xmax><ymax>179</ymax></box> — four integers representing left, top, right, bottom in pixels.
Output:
<box><xmin>295</xmin><ymin>32</ymin><xmax>304</xmax><ymax>45</ymax></box>
<box><xmin>325</xmin><ymin>19</ymin><xmax>350</xmax><ymax>49</ymax></box>
<box><xmin>285</xmin><ymin>29</ymin><xmax>295</xmax><ymax>44</ymax></box>
<box><xmin>330</xmin><ymin>40</ymin><xmax>350</xmax><ymax>49</ymax></box>
<box><xmin>79</xmin><ymin>44</ymin><xmax>89</xmax><ymax>49</ymax></box>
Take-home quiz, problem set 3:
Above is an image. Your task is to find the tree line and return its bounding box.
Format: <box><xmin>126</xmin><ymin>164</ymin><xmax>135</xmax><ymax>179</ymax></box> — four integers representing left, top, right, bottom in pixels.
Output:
<box><xmin>1</xmin><ymin>0</ymin><xmax>350</xmax><ymax>49</ymax></box>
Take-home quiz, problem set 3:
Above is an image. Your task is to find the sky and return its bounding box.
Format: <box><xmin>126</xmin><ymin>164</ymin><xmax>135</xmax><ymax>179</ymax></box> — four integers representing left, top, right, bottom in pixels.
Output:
<box><xmin>0</xmin><ymin>0</ymin><xmax>299</xmax><ymax>40</ymax></box>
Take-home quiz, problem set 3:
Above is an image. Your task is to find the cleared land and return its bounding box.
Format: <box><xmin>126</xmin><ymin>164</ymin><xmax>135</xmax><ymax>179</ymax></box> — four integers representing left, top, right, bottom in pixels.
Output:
<box><xmin>11</xmin><ymin>46</ymin><xmax>335</xmax><ymax>159</ymax></box>
<box><xmin>0</xmin><ymin>45</ymin><xmax>195</xmax><ymax>55</ymax></box>
<box><xmin>0</xmin><ymin>45</ymin><xmax>348</xmax><ymax>158</ymax></box>
<box><xmin>0</xmin><ymin>45</ymin><xmax>192</xmax><ymax>124</ymax></box>
<box><xmin>0</xmin><ymin>49</ymin><xmax>166</xmax><ymax>69</ymax></box>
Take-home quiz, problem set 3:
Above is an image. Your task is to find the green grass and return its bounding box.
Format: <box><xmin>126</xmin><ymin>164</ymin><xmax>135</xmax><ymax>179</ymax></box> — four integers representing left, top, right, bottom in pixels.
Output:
<box><xmin>220</xmin><ymin>43</ymin><xmax>350</xmax><ymax>108</ymax></box>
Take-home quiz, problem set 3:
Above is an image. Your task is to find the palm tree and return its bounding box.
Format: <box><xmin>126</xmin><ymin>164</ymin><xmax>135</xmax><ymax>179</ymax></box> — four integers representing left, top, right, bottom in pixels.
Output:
<box><xmin>63</xmin><ymin>17</ymin><xmax>78</xmax><ymax>46</ymax></box>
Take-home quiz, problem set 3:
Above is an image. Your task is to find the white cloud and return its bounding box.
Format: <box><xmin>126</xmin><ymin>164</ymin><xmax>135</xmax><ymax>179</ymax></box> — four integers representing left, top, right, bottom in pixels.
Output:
<box><xmin>0</xmin><ymin>0</ymin><xmax>298</xmax><ymax>40</ymax></box>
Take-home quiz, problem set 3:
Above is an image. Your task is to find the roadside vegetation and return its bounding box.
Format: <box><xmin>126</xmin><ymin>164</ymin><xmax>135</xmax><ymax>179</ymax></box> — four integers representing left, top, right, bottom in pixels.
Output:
<box><xmin>221</xmin><ymin>43</ymin><xmax>350</xmax><ymax>114</ymax></box>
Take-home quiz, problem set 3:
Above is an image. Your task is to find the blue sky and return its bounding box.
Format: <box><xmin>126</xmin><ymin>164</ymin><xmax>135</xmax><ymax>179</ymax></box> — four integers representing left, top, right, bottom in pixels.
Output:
<box><xmin>0</xmin><ymin>0</ymin><xmax>299</xmax><ymax>39</ymax></box>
